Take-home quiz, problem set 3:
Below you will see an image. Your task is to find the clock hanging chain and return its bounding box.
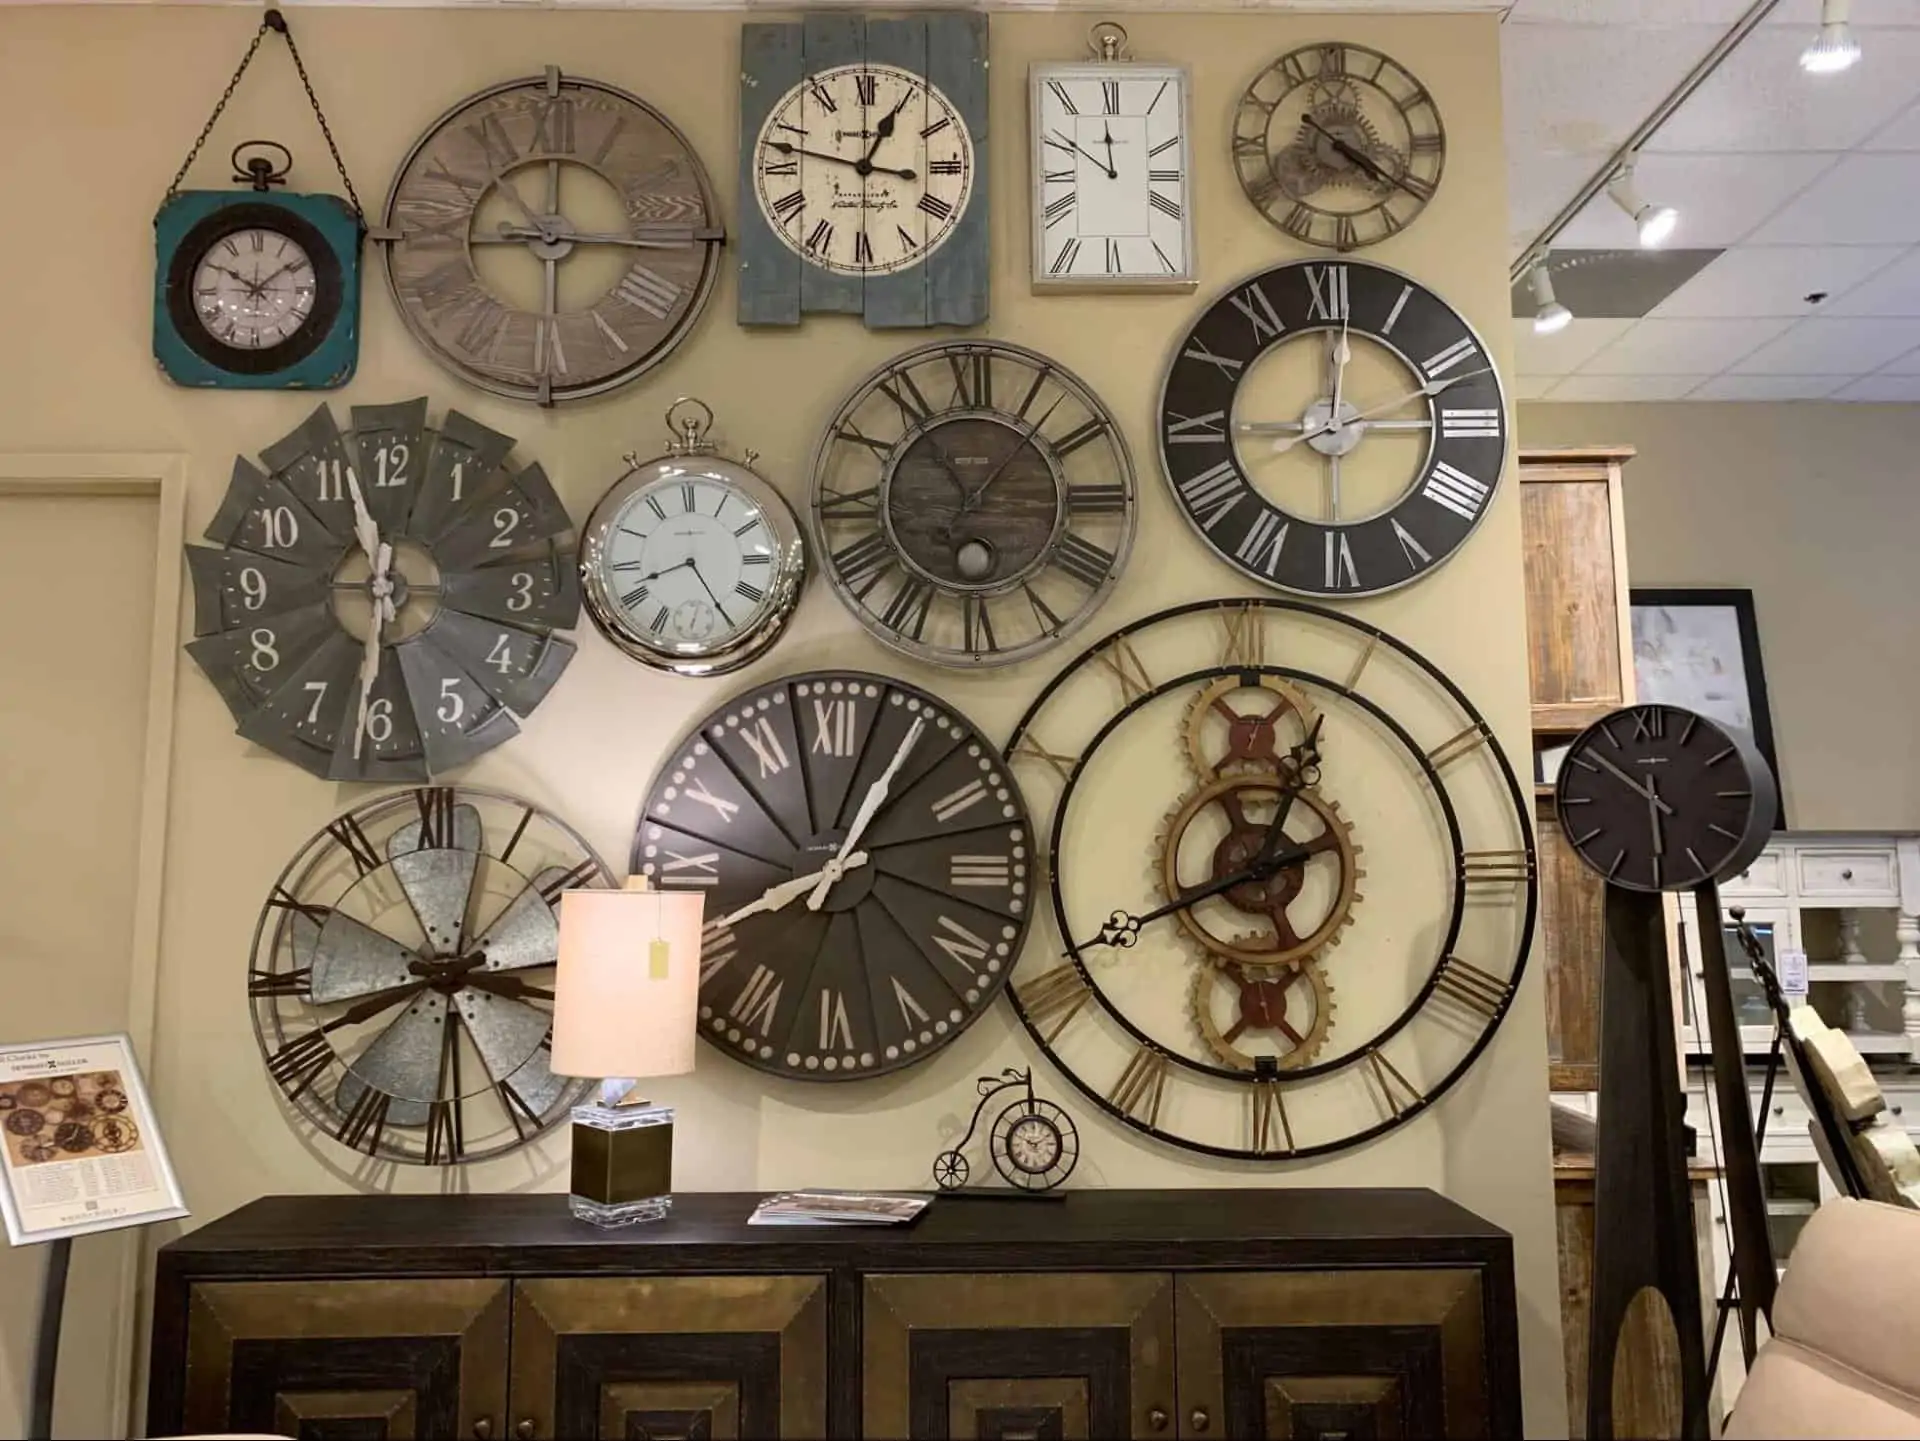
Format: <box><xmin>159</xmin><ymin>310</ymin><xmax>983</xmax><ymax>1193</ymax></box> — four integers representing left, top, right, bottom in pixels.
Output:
<box><xmin>162</xmin><ymin>7</ymin><xmax>365</xmax><ymax>221</ymax></box>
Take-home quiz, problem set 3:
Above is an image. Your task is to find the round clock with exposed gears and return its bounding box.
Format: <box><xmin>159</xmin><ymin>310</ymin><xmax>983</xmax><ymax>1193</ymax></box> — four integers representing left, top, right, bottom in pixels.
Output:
<box><xmin>1003</xmin><ymin>599</ymin><xmax>1535</xmax><ymax>1160</ymax></box>
<box><xmin>635</xmin><ymin>671</ymin><xmax>1036</xmax><ymax>1080</ymax></box>
<box><xmin>1233</xmin><ymin>41</ymin><xmax>1444</xmax><ymax>251</ymax></box>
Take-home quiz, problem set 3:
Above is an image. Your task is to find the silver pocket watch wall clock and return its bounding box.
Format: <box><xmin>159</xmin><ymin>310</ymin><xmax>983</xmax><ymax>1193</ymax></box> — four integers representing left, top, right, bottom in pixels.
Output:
<box><xmin>580</xmin><ymin>399</ymin><xmax>808</xmax><ymax>677</ymax></box>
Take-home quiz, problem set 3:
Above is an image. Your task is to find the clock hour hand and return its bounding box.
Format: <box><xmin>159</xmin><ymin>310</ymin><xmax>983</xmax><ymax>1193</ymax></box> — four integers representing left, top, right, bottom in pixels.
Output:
<box><xmin>341</xmin><ymin>467</ymin><xmax>396</xmax><ymax>761</ymax></box>
<box><xmin>1304</xmin><ymin>116</ymin><xmax>1426</xmax><ymax>202</ymax></box>
<box><xmin>718</xmin><ymin>852</ymin><xmax>871</xmax><ymax>929</ymax></box>
<box><xmin>1045</xmin><ymin>129</ymin><xmax>1116</xmax><ymax>180</ymax></box>
<box><xmin>809</xmin><ymin>716</ymin><xmax>927</xmax><ymax>910</ymax></box>
<box><xmin>1581</xmin><ymin>747</ymin><xmax>1677</xmax><ymax>815</ymax></box>
<box><xmin>862</xmin><ymin>91</ymin><xmax>913</xmax><ymax>168</ymax></box>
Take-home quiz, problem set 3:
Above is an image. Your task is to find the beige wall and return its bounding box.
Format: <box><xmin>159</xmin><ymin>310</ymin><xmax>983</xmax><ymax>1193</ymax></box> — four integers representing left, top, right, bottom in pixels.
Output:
<box><xmin>1522</xmin><ymin>402</ymin><xmax>1920</xmax><ymax>832</ymax></box>
<box><xmin>0</xmin><ymin>8</ymin><xmax>1564</xmax><ymax>1434</ymax></box>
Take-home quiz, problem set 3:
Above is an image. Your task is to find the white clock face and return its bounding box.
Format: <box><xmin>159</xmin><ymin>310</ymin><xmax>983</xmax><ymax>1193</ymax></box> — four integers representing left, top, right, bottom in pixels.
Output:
<box><xmin>753</xmin><ymin>62</ymin><xmax>974</xmax><ymax>277</ymax></box>
<box><xmin>191</xmin><ymin>228</ymin><xmax>318</xmax><ymax>349</ymax></box>
<box><xmin>600</xmin><ymin>476</ymin><xmax>778</xmax><ymax>652</ymax></box>
<box><xmin>1031</xmin><ymin>66</ymin><xmax>1192</xmax><ymax>287</ymax></box>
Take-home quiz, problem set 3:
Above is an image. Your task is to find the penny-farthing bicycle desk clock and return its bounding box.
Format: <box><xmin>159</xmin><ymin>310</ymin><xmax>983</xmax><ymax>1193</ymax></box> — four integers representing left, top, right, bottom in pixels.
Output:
<box><xmin>933</xmin><ymin>1067</ymin><xmax>1081</xmax><ymax>1194</ymax></box>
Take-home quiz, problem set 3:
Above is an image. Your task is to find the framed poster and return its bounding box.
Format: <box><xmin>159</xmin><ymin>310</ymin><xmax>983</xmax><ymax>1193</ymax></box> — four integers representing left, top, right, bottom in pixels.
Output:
<box><xmin>0</xmin><ymin>1034</ymin><xmax>187</xmax><ymax>1246</ymax></box>
<box><xmin>1630</xmin><ymin>587</ymin><xmax>1787</xmax><ymax>831</ymax></box>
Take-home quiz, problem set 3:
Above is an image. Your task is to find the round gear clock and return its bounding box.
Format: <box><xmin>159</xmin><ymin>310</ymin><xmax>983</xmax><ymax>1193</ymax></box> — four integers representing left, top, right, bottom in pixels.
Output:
<box><xmin>184</xmin><ymin>400</ymin><xmax>579</xmax><ymax>781</ymax></box>
<box><xmin>635</xmin><ymin>671</ymin><xmax>1036</xmax><ymax>1080</ymax></box>
<box><xmin>1004</xmin><ymin>599</ymin><xmax>1535</xmax><ymax>1159</ymax></box>
<box><xmin>1160</xmin><ymin>259</ymin><xmax>1506</xmax><ymax>598</ymax></box>
<box><xmin>249</xmin><ymin>786</ymin><xmax>612</xmax><ymax>1164</ymax></box>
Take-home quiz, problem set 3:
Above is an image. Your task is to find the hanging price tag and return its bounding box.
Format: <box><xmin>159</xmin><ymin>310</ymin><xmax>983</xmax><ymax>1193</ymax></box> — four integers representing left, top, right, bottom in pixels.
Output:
<box><xmin>1778</xmin><ymin>948</ymin><xmax>1809</xmax><ymax>1001</ymax></box>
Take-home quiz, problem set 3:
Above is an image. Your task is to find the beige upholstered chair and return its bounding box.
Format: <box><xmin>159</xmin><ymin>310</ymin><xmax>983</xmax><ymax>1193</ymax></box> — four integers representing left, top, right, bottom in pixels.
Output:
<box><xmin>1724</xmin><ymin>1197</ymin><xmax>1920</xmax><ymax>1438</ymax></box>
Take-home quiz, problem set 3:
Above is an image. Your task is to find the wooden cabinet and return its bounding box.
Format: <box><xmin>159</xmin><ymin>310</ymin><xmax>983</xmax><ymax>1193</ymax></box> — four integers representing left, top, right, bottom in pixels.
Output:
<box><xmin>150</xmin><ymin>1190</ymin><xmax>1522</xmax><ymax>1441</ymax></box>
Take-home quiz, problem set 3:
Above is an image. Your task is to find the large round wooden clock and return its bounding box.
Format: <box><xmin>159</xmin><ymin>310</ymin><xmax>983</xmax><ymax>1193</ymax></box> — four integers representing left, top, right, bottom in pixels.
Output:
<box><xmin>248</xmin><ymin>786</ymin><xmax>612</xmax><ymax>1164</ymax></box>
<box><xmin>635</xmin><ymin>672</ymin><xmax>1035</xmax><ymax>1079</ymax></box>
<box><xmin>1159</xmin><ymin>259</ymin><xmax>1505</xmax><ymax>598</ymax></box>
<box><xmin>1004</xmin><ymin>599</ymin><xmax>1535</xmax><ymax>1159</ymax></box>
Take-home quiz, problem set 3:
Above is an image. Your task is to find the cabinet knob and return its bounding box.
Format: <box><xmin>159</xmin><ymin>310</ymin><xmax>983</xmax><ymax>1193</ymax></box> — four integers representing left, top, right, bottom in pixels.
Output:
<box><xmin>1774</xmin><ymin>1104</ymin><xmax>1785</xmax><ymax>1117</ymax></box>
<box><xmin>1895</xmin><ymin>1105</ymin><xmax>1905</xmax><ymax>1117</ymax></box>
<box><xmin>1148</xmin><ymin>1406</ymin><xmax>1169</xmax><ymax>1431</ymax></box>
<box><xmin>1843</xmin><ymin>869</ymin><xmax>1855</xmax><ymax>880</ymax></box>
<box><xmin>472</xmin><ymin>1422</ymin><xmax>492</xmax><ymax>1441</ymax></box>
<box><xmin>514</xmin><ymin>1422</ymin><xmax>535</xmax><ymax>1441</ymax></box>
<box><xmin>1191</xmin><ymin>1408</ymin><xmax>1212</xmax><ymax>1432</ymax></box>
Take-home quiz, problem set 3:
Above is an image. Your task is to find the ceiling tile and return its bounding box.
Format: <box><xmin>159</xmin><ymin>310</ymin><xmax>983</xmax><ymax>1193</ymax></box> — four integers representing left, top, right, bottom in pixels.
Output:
<box><xmin>1647</xmin><ymin>28</ymin><xmax>1920</xmax><ymax>153</ymax></box>
<box><xmin>1728</xmin><ymin>316</ymin><xmax>1920</xmax><ymax>372</ymax></box>
<box><xmin>1870</xmin><ymin>341</ymin><xmax>1920</xmax><ymax>374</ymax></box>
<box><xmin>1577</xmin><ymin>317</ymin><xmax>1796</xmax><ymax>373</ymax></box>
<box><xmin>1502</xmin><ymin>23</ymin><xmax>1726</xmax><ymax>161</ymax></box>
<box><xmin>1547</xmin><ymin>153</ymin><xmax>1837</xmax><ymax>249</ymax></box>
<box><xmin>1506</xmin><ymin>0</ymin><xmax>1755</xmax><ymax>21</ymax></box>
<box><xmin>1863</xmin><ymin>100</ymin><xmax>1920</xmax><ymax>152</ymax></box>
<box><xmin>1690</xmin><ymin>373</ymin><xmax>1851</xmax><ymax>399</ymax></box>
<box><xmin>1548</xmin><ymin>373</ymin><xmax>1710</xmax><ymax>401</ymax></box>
<box><xmin>1823</xmin><ymin>246</ymin><xmax>1920</xmax><ymax>314</ymax></box>
<box><xmin>1510</xmin><ymin>374</ymin><xmax>1563</xmax><ymax>400</ymax></box>
<box><xmin>1744</xmin><ymin>154</ymin><xmax>1920</xmax><ymax>244</ymax></box>
<box><xmin>1513</xmin><ymin>316</ymin><xmax>1639</xmax><ymax>374</ymax></box>
<box><xmin>1832</xmin><ymin>373</ymin><xmax>1920</xmax><ymax>400</ymax></box>
<box><xmin>1508</xmin><ymin>151</ymin><xmax>1604</xmax><ymax>256</ymax></box>
<box><xmin>1650</xmin><ymin>244</ymin><xmax>1906</xmax><ymax>316</ymax></box>
<box><xmin>1761</xmin><ymin>0</ymin><xmax>1920</xmax><ymax>29</ymax></box>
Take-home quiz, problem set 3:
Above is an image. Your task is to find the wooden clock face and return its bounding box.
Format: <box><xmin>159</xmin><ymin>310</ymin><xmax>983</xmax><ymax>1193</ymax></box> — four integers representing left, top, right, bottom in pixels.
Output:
<box><xmin>249</xmin><ymin>787</ymin><xmax>611</xmax><ymax>1165</ymax></box>
<box><xmin>635</xmin><ymin>672</ymin><xmax>1035</xmax><ymax>1080</ymax></box>
<box><xmin>1554</xmin><ymin>705</ymin><xmax>1777</xmax><ymax>894</ymax></box>
<box><xmin>1159</xmin><ymin>259</ymin><xmax>1506</xmax><ymax>598</ymax></box>
<box><xmin>1004</xmin><ymin>599</ymin><xmax>1536</xmax><ymax>1160</ymax></box>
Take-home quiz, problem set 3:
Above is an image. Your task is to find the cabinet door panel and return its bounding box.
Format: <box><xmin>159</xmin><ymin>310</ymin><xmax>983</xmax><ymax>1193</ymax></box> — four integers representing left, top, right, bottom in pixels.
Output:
<box><xmin>1521</xmin><ymin>467</ymin><xmax>1628</xmax><ymax>729</ymax></box>
<box><xmin>182</xmin><ymin>1278</ymin><xmax>508</xmax><ymax>1440</ymax></box>
<box><xmin>863</xmin><ymin>1272</ymin><xmax>1174</xmax><ymax>1440</ymax></box>
<box><xmin>510</xmin><ymin>1275</ymin><xmax>826</xmax><ymax>1440</ymax></box>
<box><xmin>1542</xmin><ymin>810</ymin><xmax>1605</xmax><ymax>1091</ymax></box>
<box><xmin>1175</xmin><ymin>1270</ymin><xmax>1489</xmax><ymax>1440</ymax></box>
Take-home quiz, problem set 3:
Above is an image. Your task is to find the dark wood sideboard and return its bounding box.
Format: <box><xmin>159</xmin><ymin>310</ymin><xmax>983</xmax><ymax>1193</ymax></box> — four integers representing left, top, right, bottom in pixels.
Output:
<box><xmin>148</xmin><ymin>1188</ymin><xmax>1521</xmax><ymax>1440</ymax></box>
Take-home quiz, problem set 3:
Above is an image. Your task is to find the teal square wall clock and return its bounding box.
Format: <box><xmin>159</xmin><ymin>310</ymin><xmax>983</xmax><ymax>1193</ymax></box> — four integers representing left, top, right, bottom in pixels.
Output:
<box><xmin>737</xmin><ymin>10</ymin><xmax>989</xmax><ymax>329</ymax></box>
<box><xmin>154</xmin><ymin>181</ymin><xmax>362</xmax><ymax>390</ymax></box>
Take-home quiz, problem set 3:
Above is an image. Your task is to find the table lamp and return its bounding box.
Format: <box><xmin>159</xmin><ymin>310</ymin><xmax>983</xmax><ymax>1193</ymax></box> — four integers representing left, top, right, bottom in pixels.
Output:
<box><xmin>549</xmin><ymin>877</ymin><xmax>704</xmax><ymax>1227</ymax></box>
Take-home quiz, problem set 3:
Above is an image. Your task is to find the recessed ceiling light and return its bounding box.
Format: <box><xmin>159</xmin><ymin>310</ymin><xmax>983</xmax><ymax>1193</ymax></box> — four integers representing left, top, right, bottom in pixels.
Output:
<box><xmin>1801</xmin><ymin>0</ymin><xmax>1862</xmax><ymax>75</ymax></box>
<box><xmin>1607</xmin><ymin>163</ymin><xmax>1679</xmax><ymax>249</ymax></box>
<box><xmin>1529</xmin><ymin>260</ymin><xmax>1573</xmax><ymax>335</ymax></box>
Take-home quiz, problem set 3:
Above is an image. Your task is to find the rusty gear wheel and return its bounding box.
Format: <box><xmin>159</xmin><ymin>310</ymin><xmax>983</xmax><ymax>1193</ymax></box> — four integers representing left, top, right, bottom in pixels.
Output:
<box><xmin>1157</xmin><ymin>774</ymin><xmax>1362</xmax><ymax>969</ymax></box>
<box><xmin>1183</xmin><ymin>675</ymin><xmax>1320</xmax><ymax>781</ymax></box>
<box><xmin>1190</xmin><ymin>955</ymin><xmax>1334</xmax><ymax>1071</ymax></box>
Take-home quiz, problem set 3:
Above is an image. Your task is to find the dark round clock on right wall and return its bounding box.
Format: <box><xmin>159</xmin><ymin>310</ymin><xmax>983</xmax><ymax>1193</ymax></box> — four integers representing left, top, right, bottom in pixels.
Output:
<box><xmin>1158</xmin><ymin>258</ymin><xmax>1506</xmax><ymax>599</ymax></box>
<box><xmin>1555</xmin><ymin>704</ymin><xmax>1778</xmax><ymax>894</ymax></box>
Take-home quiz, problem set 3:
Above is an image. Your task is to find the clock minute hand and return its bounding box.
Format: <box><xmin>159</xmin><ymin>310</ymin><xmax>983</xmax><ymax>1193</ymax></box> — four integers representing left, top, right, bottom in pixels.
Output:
<box><xmin>1269</xmin><ymin>366</ymin><xmax>1493</xmax><ymax>455</ymax></box>
<box><xmin>1046</xmin><ymin>129</ymin><xmax>1116</xmax><ymax>180</ymax></box>
<box><xmin>1583</xmin><ymin>748</ymin><xmax>1677</xmax><ymax>815</ymax></box>
<box><xmin>765</xmin><ymin>141</ymin><xmax>916</xmax><ymax>182</ymax></box>
<box><xmin>807</xmin><ymin>716</ymin><xmax>927</xmax><ymax>910</ymax></box>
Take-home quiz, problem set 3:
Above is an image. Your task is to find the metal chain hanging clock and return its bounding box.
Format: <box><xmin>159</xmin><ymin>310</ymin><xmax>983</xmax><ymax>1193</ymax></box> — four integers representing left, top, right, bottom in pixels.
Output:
<box><xmin>248</xmin><ymin>786</ymin><xmax>612</xmax><ymax>1164</ymax></box>
<box><xmin>185</xmin><ymin>400</ymin><xmax>579</xmax><ymax>781</ymax></box>
<box><xmin>153</xmin><ymin>9</ymin><xmax>366</xmax><ymax>389</ymax></box>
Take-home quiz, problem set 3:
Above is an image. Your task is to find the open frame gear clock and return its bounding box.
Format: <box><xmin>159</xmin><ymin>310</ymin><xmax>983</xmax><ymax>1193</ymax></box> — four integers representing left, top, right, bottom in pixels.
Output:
<box><xmin>185</xmin><ymin>400</ymin><xmax>579</xmax><ymax>781</ymax></box>
<box><xmin>1004</xmin><ymin>598</ymin><xmax>1535</xmax><ymax>1160</ymax></box>
<box><xmin>249</xmin><ymin>786</ymin><xmax>612</xmax><ymax>1164</ymax></box>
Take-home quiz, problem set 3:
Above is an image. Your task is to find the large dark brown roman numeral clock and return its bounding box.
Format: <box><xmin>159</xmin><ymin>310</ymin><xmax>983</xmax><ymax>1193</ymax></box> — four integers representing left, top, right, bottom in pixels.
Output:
<box><xmin>635</xmin><ymin>673</ymin><xmax>1035</xmax><ymax>1079</ymax></box>
<box><xmin>1159</xmin><ymin>259</ymin><xmax>1506</xmax><ymax>597</ymax></box>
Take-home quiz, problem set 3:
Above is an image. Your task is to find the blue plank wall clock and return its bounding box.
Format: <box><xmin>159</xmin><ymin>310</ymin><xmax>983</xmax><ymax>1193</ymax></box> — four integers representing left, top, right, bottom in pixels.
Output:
<box><xmin>153</xmin><ymin>10</ymin><xmax>364</xmax><ymax>390</ymax></box>
<box><xmin>738</xmin><ymin>11</ymin><xmax>989</xmax><ymax>329</ymax></box>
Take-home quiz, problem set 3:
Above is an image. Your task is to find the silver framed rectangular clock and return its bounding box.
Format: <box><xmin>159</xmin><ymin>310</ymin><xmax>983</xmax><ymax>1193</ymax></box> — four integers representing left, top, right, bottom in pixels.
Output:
<box><xmin>1030</xmin><ymin>30</ymin><xmax>1194</xmax><ymax>293</ymax></box>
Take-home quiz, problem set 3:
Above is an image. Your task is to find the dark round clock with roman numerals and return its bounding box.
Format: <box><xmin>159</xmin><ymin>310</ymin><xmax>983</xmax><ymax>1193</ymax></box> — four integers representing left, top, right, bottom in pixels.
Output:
<box><xmin>635</xmin><ymin>672</ymin><xmax>1036</xmax><ymax>1080</ymax></box>
<box><xmin>810</xmin><ymin>340</ymin><xmax>1136</xmax><ymax>668</ymax></box>
<box><xmin>1159</xmin><ymin>259</ymin><xmax>1505</xmax><ymax>599</ymax></box>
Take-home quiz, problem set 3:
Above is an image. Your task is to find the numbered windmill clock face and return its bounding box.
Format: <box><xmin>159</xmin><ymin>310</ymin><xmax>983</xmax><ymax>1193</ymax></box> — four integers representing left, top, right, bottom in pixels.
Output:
<box><xmin>249</xmin><ymin>787</ymin><xmax>612</xmax><ymax>1164</ymax></box>
<box><xmin>811</xmin><ymin>340</ymin><xmax>1136</xmax><ymax>668</ymax></box>
<box><xmin>753</xmin><ymin>62</ymin><xmax>974</xmax><ymax>275</ymax></box>
<box><xmin>1234</xmin><ymin>42</ymin><xmax>1444</xmax><ymax>251</ymax></box>
<box><xmin>635</xmin><ymin>672</ymin><xmax>1036</xmax><ymax>1080</ymax></box>
<box><xmin>184</xmin><ymin>401</ymin><xmax>579</xmax><ymax>781</ymax></box>
<box><xmin>1004</xmin><ymin>599</ymin><xmax>1535</xmax><ymax>1160</ymax></box>
<box><xmin>1160</xmin><ymin>259</ymin><xmax>1505</xmax><ymax>598</ymax></box>
<box><xmin>380</xmin><ymin>68</ymin><xmax>724</xmax><ymax>406</ymax></box>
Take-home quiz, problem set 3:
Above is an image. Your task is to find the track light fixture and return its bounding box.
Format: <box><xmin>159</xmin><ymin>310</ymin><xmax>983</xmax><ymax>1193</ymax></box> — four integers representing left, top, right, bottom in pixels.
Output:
<box><xmin>1529</xmin><ymin>259</ymin><xmax>1572</xmax><ymax>336</ymax></box>
<box><xmin>1607</xmin><ymin>161</ymin><xmax>1679</xmax><ymax>248</ymax></box>
<box><xmin>1801</xmin><ymin>0</ymin><xmax>1862</xmax><ymax>75</ymax></box>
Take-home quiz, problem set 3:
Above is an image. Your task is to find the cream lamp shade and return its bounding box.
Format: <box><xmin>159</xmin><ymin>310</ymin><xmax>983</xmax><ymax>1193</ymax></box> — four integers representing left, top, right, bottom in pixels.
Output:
<box><xmin>549</xmin><ymin>882</ymin><xmax>705</xmax><ymax>1080</ymax></box>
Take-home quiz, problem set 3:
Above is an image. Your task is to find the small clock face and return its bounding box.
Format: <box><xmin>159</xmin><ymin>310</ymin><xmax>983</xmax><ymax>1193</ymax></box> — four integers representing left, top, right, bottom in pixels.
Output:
<box><xmin>753</xmin><ymin>62</ymin><xmax>974</xmax><ymax>276</ymax></box>
<box><xmin>249</xmin><ymin>786</ymin><xmax>612</xmax><ymax>1165</ymax></box>
<box><xmin>1159</xmin><ymin>259</ymin><xmax>1505</xmax><ymax>598</ymax></box>
<box><xmin>1234</xmin><ymin>42</ymin><xmax>1444</xmax><ymax>251</ymax></box>
<box><xmin>1030</xmin><ymin>63</ymin><xmax>1193</xmax><ymax>288</ymax></box>
<box><xmin>636</xmin><ymin>672</ymin><xmax>1036</xmax><ymax>1081</ymax></box>
<box><xmin>191</xmin><ymin>228</ymin><xmax>318</xmax><ymax>350</ymax></box>
<box><xmin>1554</xmin><ymin>705</ymin><xmax>1777</xmax><ymax>893</ymax></box>
<box><xmin>811</xmin><ymin>340</ymin><xmax>1136</xmax><ymax>667</ymax></box>
<box><xmin>580</xmin><ymin>421</ymin><xmax>808</xmax><ymax>677</ymax></box>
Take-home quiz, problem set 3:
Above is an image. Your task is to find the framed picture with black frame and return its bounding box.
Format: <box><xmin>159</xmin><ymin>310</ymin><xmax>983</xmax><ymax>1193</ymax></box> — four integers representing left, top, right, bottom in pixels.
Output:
<box><xmin>1629</xmin><ymin>587</ymin><xmax>1787</xmax><ymax>831</ymax></box>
